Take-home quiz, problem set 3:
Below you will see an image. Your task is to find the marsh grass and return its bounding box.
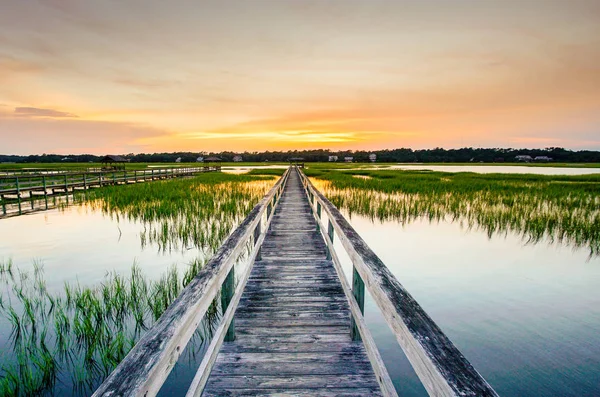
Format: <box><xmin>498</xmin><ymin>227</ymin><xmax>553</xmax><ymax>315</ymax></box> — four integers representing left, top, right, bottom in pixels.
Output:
<box><xmin>0</xmin><ymin>171</ymin><xmax>277</xmax><ymax>395</ymax></box>
<box><xmin>71</xmin><ymin>173</ymin><xmax>275</xmax><ymax>253</ymax></box>
<box><xmin>0</xmin><ymin>258</ymin><xmax>221</xmax><ymax>396</ymax></box>
<box><xmin>306</xmin><ymin>169</ymin><xmax>600</xmax><ymax>256</ymax></box>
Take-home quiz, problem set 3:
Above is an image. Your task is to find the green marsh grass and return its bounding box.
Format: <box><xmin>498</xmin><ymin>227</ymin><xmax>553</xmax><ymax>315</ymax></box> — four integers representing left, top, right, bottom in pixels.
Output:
<box><xmin>72</xmin><ymin>172</ymin><xmax>275</xmax><ymax>253</ymax></box>
<box><xmin>306</xmin><ymin>169</ymin><xmax>600</xmax><ymax>256</ymax></box>
<box><xmin>0</xmin><ymin>259</ymin><xmax>220</xmax><ymax>396</ymax></box>
<box><xmin>0</xmin><ymin>171</ymin><xmax>278</xmax><ymax>395</ymax></box>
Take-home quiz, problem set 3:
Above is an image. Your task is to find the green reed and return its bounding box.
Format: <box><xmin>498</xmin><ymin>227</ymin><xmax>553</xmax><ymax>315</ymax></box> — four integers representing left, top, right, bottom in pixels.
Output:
<box><xmin>71</xmin><ymin>173</ymin><xmax>274</xmax><ymax>253</ymax></box>
<box><xmin>0</xmin><ymin>171</ymin><xmax>278</xmax><ymax>395</ymax></box>
<box><xmin>0</xmin><ymin>259</ymin><xmax>221</xmax><ymax>396</ymax></box>
<box><xmin>305</xmin><ymin>169</ymin><xmax>600</xmax><ymax>256</ymax></box>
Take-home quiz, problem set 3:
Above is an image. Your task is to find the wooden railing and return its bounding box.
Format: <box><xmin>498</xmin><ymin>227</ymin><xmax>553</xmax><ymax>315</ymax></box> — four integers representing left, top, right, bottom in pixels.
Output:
<box><xmin>0</xmin><ymin>167</ymin><xmax>218</xmax><ymax>216</ymax></box>
<box><xmin>92</xmin><ymin>168</ymin><xmax>290</xmax><ymax>397</ymax></box>
<box><xmin>297</xmin><ymin>168</ymin><xmax>498</xmax><ymax>397</ymax></box>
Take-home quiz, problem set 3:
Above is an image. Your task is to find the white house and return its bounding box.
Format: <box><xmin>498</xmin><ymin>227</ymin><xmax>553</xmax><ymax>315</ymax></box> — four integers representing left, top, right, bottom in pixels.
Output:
<box><xmin>344</xmin><ymin>156</ymin><xmax>353</xmax><ymax>163</ymax></box>
<box><xmin>328</xmin><ymin>155</ymin><xmax>338</xmax><ymax>162</ymax></box>
<box><xmin>175</xmin><ymin>157</ymin><xmax>182</xmax><ymax>163</ymax></box>
<box><xmin>196</xmin><ymin>156</ymin><xmax>204</xmax><ymax>162</ymax></box>
<box><xmin>369</xmin><ymin>153</ymin><xmax>377</xmax><ymax>162</ymax></box>
<box><xmin>515</xmin><ymin>155</ymin><xmax>533</xmax><ymax>162</ymax></box>
<box><xmin>534</xmin><ymin>156</ymin><xmax>552</xmax><ymax>162</ymax></box>
<box><xmin>233</xmin><ymin>155</ymin><xmax>243</xmax><ymax>162</ymax></box>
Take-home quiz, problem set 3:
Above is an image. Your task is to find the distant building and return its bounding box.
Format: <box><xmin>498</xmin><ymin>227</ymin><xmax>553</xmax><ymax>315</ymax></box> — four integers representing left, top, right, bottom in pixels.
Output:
<box><xmin>328</xmin><ymin>156</ymin><xmax>338</xmax><ymax>162</ymax></box>
<box><xmin>369</xmin><ymin>153</ymin><xmax>377</xmax><ymax>162</ymax></box>
<box><xmin>515</xmin><ymin>155</ymin><xmax>533</xmax><ymax>162</ymax></box>
<box><xmin>344</xmin><ymin>156</ymin><xmax>353</xmax><ymax>163</ymax></box>
<box><xmin>196</xmin><ymin>156</ymin><xmax>204</xmax><ymax>162</ymax></box>
<box><xmin>175</xmin><ymin>157</ymin><xmax>182</xmax><ymax>163</ymax></box>
<box><xmin>233</xmin><ymin>155</ymin><xmax>243</xmax><ymax>162</ymax></box>
<box><xmin>100</xmin><ymin>155</ymin><xmax>128</xmax><ymax>171</ymax></box>
<box><xmin>534</xmin><ymin>156</ymin><xmax>552</xmax><ymax>162</ymax></box>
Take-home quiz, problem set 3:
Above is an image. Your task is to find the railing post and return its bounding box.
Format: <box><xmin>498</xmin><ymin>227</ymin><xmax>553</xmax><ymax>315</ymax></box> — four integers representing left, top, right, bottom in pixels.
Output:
<box><xmin>43</xmin><ymin>176</ymin><xmax>48</xmax><ymax>209</ymax></box>
<box><xmin>221</xmin><ymin>267</ymin><xmax>235</xmax><ymax>342</ymax></box>
<box><xmin>254</xmin><ymin>222</ymin><xmax>262</xmax><ymax>260</ymax></box>
<box><xmin>317</xmin><ymin>202</ymin><xmax>322</xmax><ymax>218</ymax></box>
<box><xmin>16</xmin><ymin>177</ymin><xmax>21</xmax><ymax>215</ymax></box>
<box><xmin>83</xmin><ymin>173</ymin><xmax>87</xmax><ymax>190</ymax></box>
<box><xmin>326</xmin><ymin>219</ymin><xmax>334</xmax><ymax>260</ymax></box>
<box><xmin>267</xmin><ymin>202</ymin><xmax>272</xmax><ymax>218</ymax></box>
<box><xmin>99</xmin><ymin>172</ymin><xmax>103</xmax><ymax>187</ymax></box>
<box><xmin>351</xmin><ymin>267</ymin><xmax>365</xmax><ymax>341</ymax></box>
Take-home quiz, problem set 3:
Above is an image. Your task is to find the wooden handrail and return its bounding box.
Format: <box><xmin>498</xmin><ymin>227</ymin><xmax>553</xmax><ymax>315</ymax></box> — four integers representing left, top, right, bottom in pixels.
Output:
<box><xmin>297</xmin><ymin>168</ymin><xmax>498</xmax><ymax>397</ymax></box>
<box><xmin>92</xmin><ymin>168</ymin><xmax>290</xmax><ymax>397</ymax></box>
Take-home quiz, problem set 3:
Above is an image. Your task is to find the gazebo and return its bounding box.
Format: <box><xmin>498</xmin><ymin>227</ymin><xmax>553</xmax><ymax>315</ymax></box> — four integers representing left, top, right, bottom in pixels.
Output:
<box><xmin>101</xmin><ymin>155</ymin><xmax>128</xmax><ymax>171</ymax></box>
<box><xmin>288</xmin><ymin>157</ymin><xmax>305</xmax><ymax>168</ymax></box>
<box><xmin>204</xmin><ymin>156</ymin><xmax>222</xmax><ymax>172</ymax></box>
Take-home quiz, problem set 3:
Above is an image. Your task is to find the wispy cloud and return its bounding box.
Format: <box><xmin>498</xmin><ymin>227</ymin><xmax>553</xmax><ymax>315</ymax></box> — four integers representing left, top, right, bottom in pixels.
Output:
<box><xmin>14</xmin><ymin>107</ymin><xmax>79</xmax><ymax>118</ymax></box>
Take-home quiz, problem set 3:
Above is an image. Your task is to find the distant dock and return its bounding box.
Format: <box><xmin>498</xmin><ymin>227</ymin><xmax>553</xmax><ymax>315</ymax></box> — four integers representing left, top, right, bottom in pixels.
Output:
<box><xmin>0</xmin><ymin>166</ymin><xmax>220</xmax><ymax>216</ymax></box>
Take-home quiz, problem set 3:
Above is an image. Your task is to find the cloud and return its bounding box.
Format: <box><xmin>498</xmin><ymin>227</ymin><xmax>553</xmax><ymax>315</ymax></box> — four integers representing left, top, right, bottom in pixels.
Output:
<box><xmin>14</xmin><ymin>107</ymin><xmax>79</xmax><ymax>118</ymax></box>
<box><xmin>0</xmin><ymin>114</ymin><xmax>171</xmax><ymax>155</ymax></box>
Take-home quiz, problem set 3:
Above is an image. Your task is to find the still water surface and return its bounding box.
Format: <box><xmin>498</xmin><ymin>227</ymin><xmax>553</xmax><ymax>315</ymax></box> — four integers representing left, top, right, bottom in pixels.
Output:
<box><xmin>378</xmin><ymin>164</ymin><xmax>600</xmax><ymax>175</ymax></box>
<box><xmin>335</xmin><ymin>213</ymin><xmax>600</xmax><ymax>396</ymax></box>
<box><xmin>1</xmin><ymin>190</ymin><xmax>599</xmax><ymax>395</ymax></box>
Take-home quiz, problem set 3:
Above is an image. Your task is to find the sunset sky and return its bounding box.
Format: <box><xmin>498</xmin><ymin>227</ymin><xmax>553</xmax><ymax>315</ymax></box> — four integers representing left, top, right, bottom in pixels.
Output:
<box><xmin>1</xmin><ymin>0</ymin><xmax>599</xmax><ymax>155</ymax></box>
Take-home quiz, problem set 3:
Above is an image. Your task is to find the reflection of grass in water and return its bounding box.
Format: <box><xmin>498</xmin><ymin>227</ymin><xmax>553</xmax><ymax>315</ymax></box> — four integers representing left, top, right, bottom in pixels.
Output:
<box><xmin>0</xmin><ymin>259</ymin><xmax>220</xmax><ymax>396</ymax></box>
<box><xmin>70</xmin><ymin>173</ymin><xmax>275</xmax><ymax>253</ymax></box>
<box><xmin>306</xmin><ymin>169</ymin><xmax>600</xmax><ymax>256</ymax></box>
<box><xmin>0</xmin><ymin>172</ymin><xmax>275</xmax><ymax>395</ymax></box>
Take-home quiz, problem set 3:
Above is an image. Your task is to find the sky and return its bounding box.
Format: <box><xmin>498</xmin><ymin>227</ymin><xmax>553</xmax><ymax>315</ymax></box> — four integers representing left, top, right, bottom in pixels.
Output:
<box><xmin>0</xmin><ymin>0</ymin><xmax>599</xmax><ymax>155</ymax></box>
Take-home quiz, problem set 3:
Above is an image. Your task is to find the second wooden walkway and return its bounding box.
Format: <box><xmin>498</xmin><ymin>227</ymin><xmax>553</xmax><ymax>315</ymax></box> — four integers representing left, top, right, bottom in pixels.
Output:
<box><xmin>203</xmin><ymin>169</ymin><xmax>381</xmax><ymax>396</ymax></box>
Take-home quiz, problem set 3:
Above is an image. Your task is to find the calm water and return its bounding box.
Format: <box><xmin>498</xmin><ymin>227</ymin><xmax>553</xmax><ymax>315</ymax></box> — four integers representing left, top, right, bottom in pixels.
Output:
<box><xmin>2</xmin><ymin>176</ymin><xmax>599</xmax><ymax>395</ymax></box>
<box><xmin>332</xmin><ymin>213</ymin><xmax>600</xmax><ymax>396</ymax></box>
<box><xmin>0</xmin><ymin>205</ymin><xmax>214</xmax><ymax>396</ymax></box>
<box><xmin>390</xmin><ymin>164</ymin><xmax>600</xmax><ymax>175</ymax></box>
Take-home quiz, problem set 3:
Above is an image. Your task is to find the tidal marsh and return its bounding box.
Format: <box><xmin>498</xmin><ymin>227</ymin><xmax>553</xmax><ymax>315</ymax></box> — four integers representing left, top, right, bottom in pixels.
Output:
<box><xmin>305</xmin><ymin>169</ymin><xmax>600</xmax><ymax>256</ymax></box>
<box><xmin>0</xmin><ymin>171</ymin><xmax>277</xmax><ymax>396</ymax></box>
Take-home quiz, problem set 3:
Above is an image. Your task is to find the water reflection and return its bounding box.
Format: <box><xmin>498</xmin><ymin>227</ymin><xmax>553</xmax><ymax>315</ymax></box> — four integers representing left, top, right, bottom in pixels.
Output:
<box><xmin>312</xmin><ymin>178</ymin><xmax>600</xmax><ymax>257</ymax></box>
<box><xmin>0</xmin><ymin>176</ymin><xmax>274</xmax><ymax>396</ymax></box>
<box><xmin>337</xmin><ymin>212</ymin><xmax>600</xmax><ymax>396</ymax></box>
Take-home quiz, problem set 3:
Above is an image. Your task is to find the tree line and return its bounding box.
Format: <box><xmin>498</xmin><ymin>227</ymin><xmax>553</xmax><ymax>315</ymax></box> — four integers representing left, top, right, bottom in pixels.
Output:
<box><xmin>1</xmin><ymin>147</ymin><xmax>600</xmax><ymax>164</ymax></box>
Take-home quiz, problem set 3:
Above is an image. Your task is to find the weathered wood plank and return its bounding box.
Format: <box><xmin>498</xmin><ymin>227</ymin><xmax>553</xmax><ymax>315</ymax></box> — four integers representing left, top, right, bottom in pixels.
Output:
<box><xmin>299</xmin><ymin>169</ymin><xmax>498</xmax><ymax>397</ymax></box>
<box><xmin>202</xmin><ymin>388</ymin><xmax>383</xmax><ymax>397</ymax></box>
<box><xmin>201</xmin><ymin>168</ymin><xmax>383</xmax><ymax>397</ymax></box>
<box><xmin>203</xmin><ymin>374</ymin><xmax>378</xmax><ymax>389</ymax></box>
<box><xmin>92</xmin><ymin>169</ymin><xmax>290</xmax><ymax>397</ymax></box>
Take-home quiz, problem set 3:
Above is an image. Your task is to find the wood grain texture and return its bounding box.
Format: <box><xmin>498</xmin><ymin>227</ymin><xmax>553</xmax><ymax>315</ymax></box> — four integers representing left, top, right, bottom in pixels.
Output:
<box><xmin>299</xmin><ymin>169</ymin><xmax>498</xmax><ymax>397</ymax></box>
<box><xmin>92</xmin><ymin>170</ymin><xmax>290</xmax><ymax>397</ymax></box>
<box><xmin>203</xmin><ymin>168</ymin><xmax>383</xmax><ymax>397</ymax></box>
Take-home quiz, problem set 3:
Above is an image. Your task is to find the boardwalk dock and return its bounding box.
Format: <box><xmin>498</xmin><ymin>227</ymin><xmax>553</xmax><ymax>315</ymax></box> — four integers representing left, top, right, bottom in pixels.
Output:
<box><xmin>93</xmin><ymin>167</ymin><xmax>498</xmax><ymax>397</ymax></box>
<box><xmin>203</xmin><ymin>169</ymin><xmax>382</xmax><ymax>396</ymax></box>
<box><xmin>0</xmin><ymin>166</ymin><xmax>217</xmax><ymax>216</ymax></box>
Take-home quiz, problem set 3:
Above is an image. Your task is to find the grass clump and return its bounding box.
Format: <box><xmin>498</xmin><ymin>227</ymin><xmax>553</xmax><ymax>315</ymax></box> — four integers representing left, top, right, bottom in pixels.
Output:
<box><xmin>0</xmin><ymin>259</ymin><xmax>219</xmax><ymax>396</ymax></box>
<box><xmin>305</xmin><ymin>169</ymin><xmax>600</xmax><ymax>256</ymax></box>
<box><xmin>73</xmin><ymin>173</ymin><xmax>275</xmax><ymax>253</ymax></box>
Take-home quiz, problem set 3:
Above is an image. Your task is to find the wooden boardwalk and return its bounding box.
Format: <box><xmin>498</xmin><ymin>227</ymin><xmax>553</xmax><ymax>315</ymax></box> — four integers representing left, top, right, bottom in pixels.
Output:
<box><xmin>203</xmin><ymin>170</ymin><xmax>382</xmax><ymax>396</ymax></box>
<box><xmin>93</xmin><ymin>166</ymin><xmax>497</xmax><ymax>397</ymax></box>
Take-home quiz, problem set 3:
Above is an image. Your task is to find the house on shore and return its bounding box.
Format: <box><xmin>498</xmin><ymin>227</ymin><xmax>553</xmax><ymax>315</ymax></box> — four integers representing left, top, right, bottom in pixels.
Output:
<box><xmin>515</xmin><ymin>155</ymin><xmax>533</xmax><ymax>162</ymax></box>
